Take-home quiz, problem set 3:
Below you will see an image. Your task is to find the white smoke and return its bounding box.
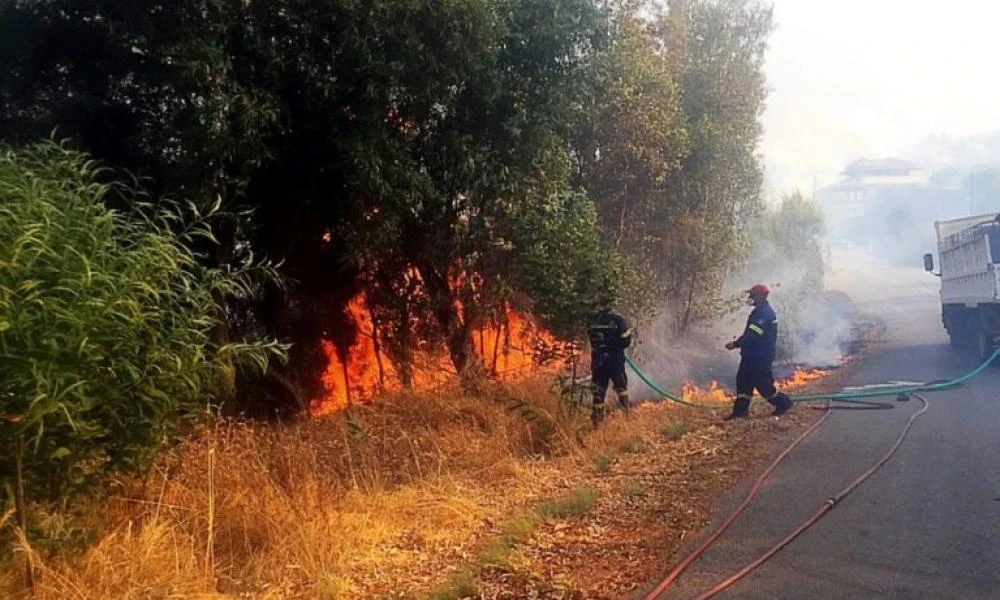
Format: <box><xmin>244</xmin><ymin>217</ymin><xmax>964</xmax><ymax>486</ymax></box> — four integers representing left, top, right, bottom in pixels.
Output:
<box><xmin>626</xmin><ymin>202</ymin><xmax>863</xmax><ymax>400</ymax></box>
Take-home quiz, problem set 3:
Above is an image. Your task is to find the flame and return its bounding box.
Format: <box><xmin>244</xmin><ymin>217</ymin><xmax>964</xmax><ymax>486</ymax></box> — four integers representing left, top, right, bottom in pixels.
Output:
<box><xmin>677</xmin><ymin>366</ymin><xmax>830</xmax><ymax>406</ymax></box>
<box><xmin>310</xmin><ymin>292</ymin><xmax>559</xmax><ymax>416</ymax></box>
<box><xmin>680</xmin><ymin>380</ymin><xmax>730</xmax><ymax>404</ymax></box>
<box><xmin>311</xmin><ymin>294</ymin><xmax>394</xmax><ymax>417</ymax></box>
<box><xmin>779</xmin><ymin>367</ymin><xmax>829</xmax><ymax>389</ymax></box>
<box><xmin>471</xmin><ymin>310</ymin><xmax>554</xmax><ymax>380</ymax></box>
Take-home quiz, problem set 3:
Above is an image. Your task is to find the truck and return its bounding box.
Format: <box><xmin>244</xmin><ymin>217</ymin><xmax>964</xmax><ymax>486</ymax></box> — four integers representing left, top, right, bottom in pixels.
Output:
<box><xmin>924</xmin><ymin>212</ymin><xmax>1000</xmax><ymax>358</ymax></box>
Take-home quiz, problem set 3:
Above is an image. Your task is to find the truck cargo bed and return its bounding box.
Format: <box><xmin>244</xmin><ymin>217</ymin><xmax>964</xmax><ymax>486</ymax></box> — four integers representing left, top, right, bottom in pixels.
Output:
<box><xmin>936</xmin><ymin>214</ymin><xmax>1000</xmax><ymax>304</ymax></box>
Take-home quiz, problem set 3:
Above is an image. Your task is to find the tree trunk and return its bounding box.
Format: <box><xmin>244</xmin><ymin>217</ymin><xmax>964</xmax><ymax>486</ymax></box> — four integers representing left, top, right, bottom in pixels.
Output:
<box><xmin>678</xmin><ymin>277</ymin><xmax>697</xmax><ymax>336</ymax></box>
<box><xmin>372</xmin><ymin>319</ymin><xmax>387</xmax><ymax>391</ymax></box>
<box><xmin>491</xmin><ymin>320</ymin><xmax>502</xmax><ymax>376</ymax></box>
<box><xmin>417</xmin><ymin>262</ymin><xmax>482</xmax><ymax>380</ymax></box>
<box><xmin>341</xmin><ymin>354</ymin><xmax>353</xmax><ymax>406</ymax></box>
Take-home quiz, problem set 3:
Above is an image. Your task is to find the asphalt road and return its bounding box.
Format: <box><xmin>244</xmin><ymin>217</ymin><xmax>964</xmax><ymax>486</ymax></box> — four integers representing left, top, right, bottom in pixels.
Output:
<box><xmin>643</xmin><ymin>251</ymin><xmax>1000</xmax><ymax>600</ymax></box>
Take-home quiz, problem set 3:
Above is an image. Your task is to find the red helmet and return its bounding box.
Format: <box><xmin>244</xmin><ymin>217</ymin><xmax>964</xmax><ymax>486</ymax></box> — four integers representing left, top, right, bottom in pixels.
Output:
<box><xmin>745</xmin><ymin>284</ymin><xmax>769</xmax><ymax>296</ymax></box>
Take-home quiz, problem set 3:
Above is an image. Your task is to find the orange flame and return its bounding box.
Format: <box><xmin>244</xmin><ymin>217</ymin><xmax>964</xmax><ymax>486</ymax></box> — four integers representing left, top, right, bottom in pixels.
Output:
<box><xmin>310</xmin><ymin>292</ymin><xmax>559</xmax><ymax>416</ymax></box>
<box><xmin>780</xmin><ymin>367</ymin><xmax>829</xmax><ymax>389</ymax></box>
<box><xmin>680</xmin><ymin>380</ymin><xmax>730</xmax><ymax>405</ymax></box>
<box><xmin>311</xmin><ymin>294</ymin><xmax>407</xmax><ymax>417</ymax></box>
<box><xmin>678</xmin><ymin>367</ymin><xmax>830</xmax><ymax>406</ymax></box>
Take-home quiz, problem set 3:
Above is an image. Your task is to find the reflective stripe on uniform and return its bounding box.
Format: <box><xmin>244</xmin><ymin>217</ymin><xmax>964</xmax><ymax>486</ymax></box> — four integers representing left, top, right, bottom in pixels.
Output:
<box><xmin>748</xmin><ymin>324</ymin><xmax>764</xmax><ymax>335</ymax></box>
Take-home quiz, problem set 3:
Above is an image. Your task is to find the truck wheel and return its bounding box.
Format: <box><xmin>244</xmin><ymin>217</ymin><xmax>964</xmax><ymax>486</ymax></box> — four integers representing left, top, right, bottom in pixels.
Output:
<box><xmin>946</xmin><ymin>315</ymin><xmax>970</xmax><ymax>349</ymax></box>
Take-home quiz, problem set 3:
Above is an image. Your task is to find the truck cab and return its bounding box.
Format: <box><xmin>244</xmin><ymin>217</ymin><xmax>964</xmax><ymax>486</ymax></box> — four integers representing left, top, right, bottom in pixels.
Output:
<box><xmin>925</xmin><ymin>212</ymin><xmax>1000</xmax><ymax>358</ymax></box>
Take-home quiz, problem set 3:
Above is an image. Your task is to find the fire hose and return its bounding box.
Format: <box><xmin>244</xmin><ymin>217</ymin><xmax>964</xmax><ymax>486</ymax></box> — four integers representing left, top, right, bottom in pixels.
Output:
<box><xmin>624</xmin><ymin>350</ymin><xmax>1000</xmax><ymax>599</ymax></box>
<box><xmin>640</xmin><ymin>394</ymin><xmax>929</xmax><ymax>599</ymax></box>
<box><xmin>623</xmin><ymin>346</ymin><xmax>1000</xmax><ymax>408</ymax></box>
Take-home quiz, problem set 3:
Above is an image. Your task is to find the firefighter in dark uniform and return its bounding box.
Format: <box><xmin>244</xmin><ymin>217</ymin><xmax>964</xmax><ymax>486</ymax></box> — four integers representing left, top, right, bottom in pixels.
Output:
<box><xmin>587</xmin><ymin>307</ymin><xmax>634</xmax><ymax>427</ymax></box>
<box><xmin>724</xmin><ymin>284</ymin><xmax>793</xmax><ymax>420</ymax></box>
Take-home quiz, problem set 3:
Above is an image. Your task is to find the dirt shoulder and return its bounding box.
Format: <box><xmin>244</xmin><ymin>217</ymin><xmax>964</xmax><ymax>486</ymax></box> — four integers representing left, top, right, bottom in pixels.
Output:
<box><xmin>466</xmin><ymin>335</ymin><xmax>877</xmax><ymax>600</ymax></box>
<box><xmin>470</xmin><ymin>404</ymin><xmax>825</xmax><ymax>599</ymax></box>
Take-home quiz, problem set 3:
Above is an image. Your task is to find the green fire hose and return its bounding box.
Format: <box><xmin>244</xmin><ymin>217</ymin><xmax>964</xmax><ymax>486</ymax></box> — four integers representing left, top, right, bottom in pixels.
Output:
<box><xmin>624</xmin><ymin>347</ymin><xmax>1000</xmax><ymax>409</ymax></box>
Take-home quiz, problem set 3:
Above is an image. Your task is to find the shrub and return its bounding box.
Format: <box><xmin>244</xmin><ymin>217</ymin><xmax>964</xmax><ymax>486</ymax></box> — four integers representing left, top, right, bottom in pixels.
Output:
<box><xmin>0</xmin><ymin>141</ymin><xmax>284</xmax><ymax>539</ymax></box>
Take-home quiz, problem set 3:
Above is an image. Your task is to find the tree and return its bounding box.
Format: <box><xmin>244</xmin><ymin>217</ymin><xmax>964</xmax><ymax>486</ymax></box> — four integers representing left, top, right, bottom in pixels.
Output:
<box><xmin>654</xmin><ymin>0</ymin><xmax>773</xmax><ymax>334</ymax></box>
<box><xmin>508</xmin><ymin>157</ymin><xmax>627</xmax><ymax>339</ymax></box>
<box><xmin>744</xmin><ymin>190</ymin><xmax>827</xmax><ymax>360</ymax></box>
<box><xmin>1</xmin><ymin>0</ymin><xmax>626</xmax><ymax>385</ymax></box>
<box><xmin>749</xmin><ymin>190</ymin><xmax>826</xmax><ymax>290</ymax></box>
<box><xmin>0</xmin><ymin>0</ymin><xmax>282</xmax><ymax>406</ymax></box>
<box><xmin>577</xmin><ymin>5</ymin><xmax>688</xmax><ymax>251</ymax></box>
<box><xmin>575</xmin><ymin>3</ymin><xmax>688</xmax><ymax>324</ymax></box>
<box><xmin>0</xmin><ymin>0</ymin><xmax>780</xmax><ymax>409</ymax></box>
<box><xmin>332</xmin><ymin>0</ymin><xmax>614</xmax><ymax>376</ymax></box>
<box><xmin>0</xmin><ymin>142</ymin><xmax>284</xmax><ymax>540</ymax></box>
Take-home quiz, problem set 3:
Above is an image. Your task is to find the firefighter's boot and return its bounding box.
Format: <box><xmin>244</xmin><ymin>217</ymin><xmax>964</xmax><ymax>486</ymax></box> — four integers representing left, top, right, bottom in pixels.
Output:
<box><xmin>768</xmin><ymin>392</ymin><xmax>793</xmax><ymax>417</ymax></box>
<box><xmin>617</xmin><ymin>390</ymin><xmax>632</xmax><ymax>417</ymax></box>
<box><xmin>591</xmin><ymin>403</ymin><xmax>605</xmax><ymax>428</ymax></box>
<box><xmin>724</xmin><ymin>396</ymin><xmax>751</xmax><ymax>421</ymax></box>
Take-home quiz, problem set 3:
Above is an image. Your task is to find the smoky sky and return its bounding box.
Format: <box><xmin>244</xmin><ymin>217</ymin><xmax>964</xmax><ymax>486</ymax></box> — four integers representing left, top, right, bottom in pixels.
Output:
<box><xmin>761</xmin><ymin>0</ymin><xmax>1000</xmax><ymax>196</ymax></box>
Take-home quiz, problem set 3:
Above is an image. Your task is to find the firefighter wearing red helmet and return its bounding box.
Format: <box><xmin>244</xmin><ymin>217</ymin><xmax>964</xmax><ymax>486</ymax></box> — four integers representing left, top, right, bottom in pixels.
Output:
<box><xmin>723</xmin><ymin>284</ymin><xmax>792</xmax><ymax>420</ymax></box>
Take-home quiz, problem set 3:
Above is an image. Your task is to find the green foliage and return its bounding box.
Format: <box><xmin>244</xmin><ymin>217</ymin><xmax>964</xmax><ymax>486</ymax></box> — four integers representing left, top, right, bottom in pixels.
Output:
<box><xmin>427</xmin><ymin>568</ymin><xmax>479</xmax><ymax>600</ymax></box>
<box><xmin>655</xmin><ymin>0</ymin><xmax>773</xmax><ymax>334</ymax></box>
<box><xmin>0</xmin><ymin>142</ymin><xmax>285</xmax><ymax>524</ymax></box>
<box><xmin>578</xmin><ymin>6</ymin><xmax>688</xmax><ymax>251</ymax></box>
<box><xmin>576</xmin><ymin>6</ymin><xmax>687</xmax><ymax>327</ymax></box>
<box><xmin>661</xmin><ymin>419</ymin><xmax>690</xmax><ymax>441</ymax></box>
<box><xmin>0</xmin><ymin>0</ymin><xmax>778</xmax><ymax>395</ymax></box>
<box><xmin>536</xmin><ymin>487</ymin><xmax>599</xmax><ymax>519</ymax></box>
<box><xmin>332</xmin><ymin>0</ymin><xmax>612</xmax><ymax>372</ymax></box>
<box><xmin>509</xmin><ymin>183</ymin><xmax>624</xmax><ymax>340</ymax></box>
<box><xmin>745</xmin><ymin>190</ymin><xmax>827</xmax><ymax>359</ymax></box>
<box><xmin>593</xmin><ymin>454</ymin><xmax>613</xmax><ymax>473</ymax></box>
<box><xmin>748</xmin><ymin>191</ymin><xmax>826</xmax><ymax>293</ymax></box>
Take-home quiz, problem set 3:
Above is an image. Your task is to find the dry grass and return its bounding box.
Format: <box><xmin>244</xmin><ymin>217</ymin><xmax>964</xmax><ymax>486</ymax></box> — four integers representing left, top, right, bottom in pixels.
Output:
<box><xmin>0</xmin><ymin>372</ymin><xmax>836</xmax><ymax>600</ymax></box>
<box><xmin>1</xmin><ymin>379</ymin><xmax>674</xmax><ymax>599</ymax></box>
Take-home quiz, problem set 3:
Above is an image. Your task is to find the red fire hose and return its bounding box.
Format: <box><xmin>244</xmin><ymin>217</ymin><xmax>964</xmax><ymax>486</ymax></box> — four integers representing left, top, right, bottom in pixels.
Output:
<box><xmin>642</xmin><ymin>394</ymin><xmax>930</xmax><ymax>600</ymax></box>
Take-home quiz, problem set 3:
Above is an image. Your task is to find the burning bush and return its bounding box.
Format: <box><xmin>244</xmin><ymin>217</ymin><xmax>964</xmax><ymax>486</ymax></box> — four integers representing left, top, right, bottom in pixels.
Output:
<box><xmin>311</xmin><ymin>291</ymin><xmax>568</xmax><ymax>416</ymax></box>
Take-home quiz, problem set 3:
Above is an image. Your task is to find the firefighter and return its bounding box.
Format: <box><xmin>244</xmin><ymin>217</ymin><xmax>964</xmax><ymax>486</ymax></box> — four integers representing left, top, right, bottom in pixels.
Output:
<box><xmin>587</xmin><ymin>306</ymin><xmax>634</xmax><ymax>427</ymax></box>
<box><xmin>723</xmin><ymin>284</ymin><xmax>793</xmax><ymax>420</ymax></box>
